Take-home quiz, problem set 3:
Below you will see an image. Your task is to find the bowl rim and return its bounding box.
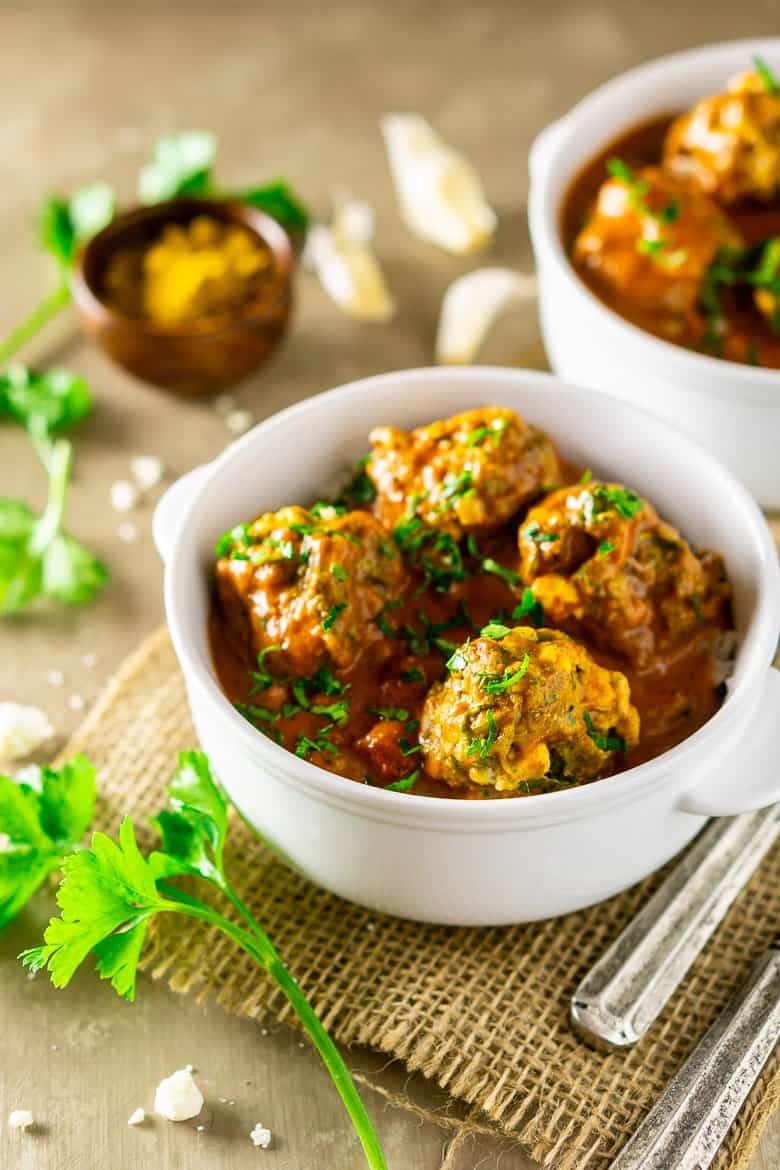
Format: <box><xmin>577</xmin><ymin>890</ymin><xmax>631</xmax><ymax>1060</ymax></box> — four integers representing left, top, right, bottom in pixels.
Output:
<box><xmin>164</xmin><ymin>366</ymin><xmax>780</xmax><ymax>825</ymax></box>
<box><xmin>72</xmin><ymin>196</ymin><xmax>294</xmax><ymax>338</ymax></box>
<box><xmin>528</xmin><ymin>37</ymin><xmax>780</xmax><ymax>400</ymax></box>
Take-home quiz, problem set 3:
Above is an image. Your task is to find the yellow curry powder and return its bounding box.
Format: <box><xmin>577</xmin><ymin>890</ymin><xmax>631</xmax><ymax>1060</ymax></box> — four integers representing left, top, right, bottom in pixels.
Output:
<box><xmin>104</xmin><ymin>215</ymin><xmax>274</xmax><ymax>324</ymax></box>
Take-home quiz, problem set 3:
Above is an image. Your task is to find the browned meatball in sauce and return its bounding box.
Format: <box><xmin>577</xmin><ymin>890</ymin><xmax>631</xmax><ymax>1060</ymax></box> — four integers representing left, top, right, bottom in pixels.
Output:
<box><xmin>517</xmin><ymin>482</ymin><xmax>730</xmax><ymax>668</ymax></box>
<box><xmin>420</xmin><ymin>627</ymin><xmax>639</xmax><ymax>795</ymax></box>
<box><xmin>573</xmin><ymin>165</ymin><xmax>741</xmax><ymax>320</ymax></box>
<box><xmin>215</xmin><ymin>505</ymin><xmax>404</xmax><ymax>677</ymax></box>
<box><xmin>664</xmin><ymin>70</ymin><xmax>780</xmax><ymax>204</ymax></box>
<box><xmin>368</xmin><ymin>407</ymin><xmax>561</xmax><ymax>539</ymax></box>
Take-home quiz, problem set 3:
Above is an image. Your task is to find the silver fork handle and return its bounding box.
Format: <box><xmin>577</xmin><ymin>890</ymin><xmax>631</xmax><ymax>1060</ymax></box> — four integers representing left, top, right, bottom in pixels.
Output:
<box><xmin>571</xmin><ymin>804</ymin><xmax>779</xmax><ymax>1049</ymax></box>
<box><xmin>610</xmin><ymin>946</ymin><xmax>780</xmax><ymax>1170</ymax></box>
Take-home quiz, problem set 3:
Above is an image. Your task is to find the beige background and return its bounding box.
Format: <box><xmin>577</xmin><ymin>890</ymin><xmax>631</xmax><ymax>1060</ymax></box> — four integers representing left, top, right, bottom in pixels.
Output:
<box><xmin>0</xmin><ymin>2</ymin><xmax>778</xmax><ymax>1167</ymax></box>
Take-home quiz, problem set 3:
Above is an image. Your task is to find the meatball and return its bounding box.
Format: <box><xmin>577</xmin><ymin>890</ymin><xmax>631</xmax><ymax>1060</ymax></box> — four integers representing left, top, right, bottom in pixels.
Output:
<box><xmin>517</xmin><ymin>482</ymin><xmax>730</xmax><ymax>668</ymax></box>
<box><xmin>368</xmin><ymin>407</ymin><xmax>560</xmax><ymax>539</ymax></box>
<box><xmin>215</xmin><ymin>505</ymin><xmax>404</xmax><ymax>677</ymax></box>
<box><xmin>664</xmin><ymin>70</ymin><xmax>780</xmax><ymax>204</ymax></box>
<box><xmin>420</xmin><ymin>627</ymin><xmax>639</xmax><ymax>794</ymax></box>
<box><xmin>573</xmin><ymin>165</ymin><xmax>741</xmax><ymax>318</ymax></box>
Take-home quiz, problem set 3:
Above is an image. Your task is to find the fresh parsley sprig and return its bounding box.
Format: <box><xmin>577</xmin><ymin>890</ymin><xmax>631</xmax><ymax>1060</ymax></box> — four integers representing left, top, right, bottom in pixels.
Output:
<box><xmin>21</xmin><ymin>751</ymin><xmax>388</xmax><ymax>1170</ymax></box>
<box><xmin>0</xmin><ymin>369</ymin><xmax>107</xmax><ymax>615</ymax></box>
<box><xmin>0</xmin><ymin>755</ymin><xmax>96</xmax><ymax>931</ymax></box>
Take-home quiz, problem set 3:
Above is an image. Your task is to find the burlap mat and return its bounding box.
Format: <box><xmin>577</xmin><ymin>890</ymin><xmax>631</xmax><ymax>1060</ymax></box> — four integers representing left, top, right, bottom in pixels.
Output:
<box><xmin>62</xmin><ymin>624</ymin><xmax>780</xmax><ymax>1170</ymax></box>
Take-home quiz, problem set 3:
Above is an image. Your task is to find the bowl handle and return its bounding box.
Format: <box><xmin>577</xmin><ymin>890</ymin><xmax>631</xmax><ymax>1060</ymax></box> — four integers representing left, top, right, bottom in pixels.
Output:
<box><xmin>153</xmin><ymin>464</ymin><xmax>211</xmax><ymax>564</ymax></box>
<box><xmin>678</xmin><ymin>667</ymin><xmax>780</xmax><ymax>816</ymax></box>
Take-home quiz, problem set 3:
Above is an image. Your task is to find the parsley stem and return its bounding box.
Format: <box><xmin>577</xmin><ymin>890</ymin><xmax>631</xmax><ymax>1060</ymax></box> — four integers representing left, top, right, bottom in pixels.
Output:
<box><xmin>162</xmin><ymin>895</ymin><xmax>388</xmax><ymax>1170</ymax></box>
<box><xmin>30</xmin><ymin>437</ymin><xmax>71</xmax><ymax>554</ymax></box>
<box><xmin>0</xmin><ymin>278</ymin><xmax>71</xmax><ymax>366</ymax></box>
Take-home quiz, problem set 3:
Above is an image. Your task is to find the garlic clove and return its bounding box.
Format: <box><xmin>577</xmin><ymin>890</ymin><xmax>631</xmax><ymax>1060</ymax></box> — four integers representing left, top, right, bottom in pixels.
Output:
<box><xmin>435</xmin><ymin>267</ymin><xmax>537</xmax><ymax>365</ymax></box>
<box><xmin>381</xmin><ymin>114</ymin><xmax>497</xmax><ymax>254</ymax></box>
<box><xmin>306</xmin><ymin>201</ymin><xmax>395</xmax><ymax>322</ymax></box>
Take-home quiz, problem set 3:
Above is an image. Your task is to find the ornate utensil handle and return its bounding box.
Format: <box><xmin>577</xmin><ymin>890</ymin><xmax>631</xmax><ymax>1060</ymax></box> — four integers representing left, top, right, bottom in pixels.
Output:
<box><xmin>571</xmin><ymin>805</ymin><xmax>779</xmax><ymax>1049</ymax></box>
<box><xmin>610</xmin><ymin>943</ymin><xmax>780</xmax><ymax>1170</ymax></box>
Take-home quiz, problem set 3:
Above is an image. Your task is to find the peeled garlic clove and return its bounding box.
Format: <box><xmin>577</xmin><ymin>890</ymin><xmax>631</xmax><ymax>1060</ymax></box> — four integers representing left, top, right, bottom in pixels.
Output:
<box><xmin>381</xmin><ymin>114</ymin><xmax>497</xmax><ymax>254</ymax></box>
<box><xmin>435</xmin><ymin>268</ymin><xmax>537</xmax><ymax>365</ymax></box>
<box><xmin>332</xmin><ymin>197</ymin><xmax>376</xmax><ymax>246</ymax></box>
<box><xmin>306</xmin><ymin>213</ymin><xmax>395</xmax><ymax>322</ymax></box>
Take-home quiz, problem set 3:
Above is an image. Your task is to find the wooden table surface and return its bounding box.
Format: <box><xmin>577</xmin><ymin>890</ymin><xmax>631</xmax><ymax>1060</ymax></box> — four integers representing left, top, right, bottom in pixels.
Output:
<box><xmin>1</xmin><ymin>2</ymin><xmax>778</xmax><ymax>1167</ymax></box>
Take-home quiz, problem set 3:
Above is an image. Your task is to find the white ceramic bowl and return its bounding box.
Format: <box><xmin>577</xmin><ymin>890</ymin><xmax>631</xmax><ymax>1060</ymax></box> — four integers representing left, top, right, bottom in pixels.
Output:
<box><xmin>155</xmin><ymin>367</ymin><xmax>780</xmax><ymax>926</ymax></box>
<box><xmin>529</xmin><ymin>38</ymin><xmax>780</xmax><ymax>509</ymax></box>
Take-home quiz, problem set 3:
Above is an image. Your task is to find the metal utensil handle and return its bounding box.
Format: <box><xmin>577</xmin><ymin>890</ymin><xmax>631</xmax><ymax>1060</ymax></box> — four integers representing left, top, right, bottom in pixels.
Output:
<box><xmin>610</xmin><ymin>946</ymin><xmax>780</xmax><ymax>1170</ymax></box>
<box><xmin>571</xmin><ymin>805</ymin><xmax>779</xmax><ymax>1049</ymax></box>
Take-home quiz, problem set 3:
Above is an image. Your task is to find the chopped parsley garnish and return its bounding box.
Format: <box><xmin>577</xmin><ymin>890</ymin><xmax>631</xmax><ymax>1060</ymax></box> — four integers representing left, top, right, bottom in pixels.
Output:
<box><xmin>404</xmin><ymin>609</ymin><xmax>465</xmax><ymax>656</ymax></box>
<box><xmin>311</xmin><ymin>500</ymin><xmax>346</xmax><ymax>520</ymax></box>
<box><xmin>465</xmin><ymin>417</ymin><xmax>508</xmax><ymax>447</ymax></box>
<box><xmin>637</xmin><ymin>237</ymin><xmax>665</xmax><ymax>257</ymax></box>
<box><xmin>215</xmin><ymin>523</ymin><xmax>252</xmax><ymax>558</ymax></box>
<box><xmin>481</xmin><ymin>621</ymin><xmax>511</xmax><ymax>639</ymax></box>
<box><xmin>521</xmin><ymin>522</ymin><xmax>560</xmax><ymax>545</ymax></box>
<box><xmin>310</xmin><ymin>665</ymin><xmax>346</xmax><ymax>695</ymax></box>
<box><xmin>598</xmin><ymin>541</ymin><xmax>616</xmax><ymax>557</ymax></box>
<box><xmin>746</xmin><ymin>341</ymin><xmax>761</xmax><ymax>367</ymax></box>
<box><xmin>249</xmin><ymin>644</ymin><xmax>283</xmax><ymax>693</ymax></box>
<box><xmin>479</xmin><ymin>653</ymin><xmax>530</xmax><ymax>695</ymax></box>
<box><xmin>295</xmin><ymin>726</ymin><xmax>339</xmax><ymax>759</ymax></box>
<box><xmin>322</xmin><ymin>602</ymin><xmax>347</xmax><ymax>631</ymax></box>
<box><xmin>467</xmin><ymin>709</ymin><xmax>497</xmax><ymax>759</ymax></box>
<box><xmin>399</xmin><ymin>738</ymin><xmax>422</xmax><ymax>756</ymax></box>
<box><xmin>439</xmin><ymin>469</ymin><xmax>475</xmax><ymax>508</ymax></box>
<box><xmin>378</xmin><ymin>539</ymin><xmax>396</xmax><ymax>558</ymax></box>
<box><xmin>386</xmin><ymin>768</ymin><xmax>420</xmax><ymax>792</ymax></box>
<box><xmin>367</xmin><ymin>706</ymin><xmax>410</xmax><ymax>722</ymax></box>
<box><xmin>466</xmin><ymin>533</ymin><xmax>481</xmax><ymax>558</ymax></box>
<box><xmin>330</xmin><ymin>563</ymin><xmax>348</xmax><ymax>581</ymax></box>
<box><xmin>393</xmin><ymin>496</ymin><xmax>466</xmax><ymax>593</ymax></box>
<box><xmin>337</xmin><ymin>455</ymin><xmax>376</xmax><ymax>506</ymax></box>
<box><xmin>445</xmin><ymin>644</ymin><xmax>469</xmax><ymax>672</ymax></box>
<box><xmin>592</xmin><ymin>484</ymin><xmax>643</xmax><ymax>520</ymax></box>
<box><xmin>400</xmin><ymin>667</ymin><xmax>425</xmax><ymax>684</ymax></box>
<box><xmin>580</xmin><ymin>468</ymin><xmax>593</xmax><ymax>484</ymax></box>
<box><xmin>512</xmin><ymin>588</ymin><xmax>544</xmax><ymax>628</ymax></box>
<box><xmin>584</xmin><ymin>711</ymin><xmax>627</xmax><ymax>753</ymax></box>
<box><xmin>482</xmin><ymin>556</ymin><xmax>522</xmax><ymax>585</ymax></box>
<box><xmin>754</xmin><ymin>54</ymin><xmax>779</xmax><ymax>95</ymax></box>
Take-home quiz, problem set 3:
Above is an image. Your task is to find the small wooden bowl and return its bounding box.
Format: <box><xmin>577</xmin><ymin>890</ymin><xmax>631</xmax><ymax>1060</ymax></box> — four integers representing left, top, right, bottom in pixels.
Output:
<box><xmin>72</xmin><ymin>198</ymin><xmax>294</xmax><ymax>397</ymax></box>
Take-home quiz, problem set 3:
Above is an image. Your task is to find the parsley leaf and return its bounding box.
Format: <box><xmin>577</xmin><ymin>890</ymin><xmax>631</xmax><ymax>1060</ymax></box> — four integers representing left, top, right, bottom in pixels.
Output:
<box><xmin>367</xmin><ymin>706</ymin><xmax>410</xmax><ymax>722</ymax></box>
<box><xmin>138</xmin><ymin>131</ymin><xmax>216</xmax><ymax>204</ymax></box>
<box><xmin>386</xmin><ymin>768</ymin><xmax>420</xmax><ymax>792</ymax></box>
<box><xmin>323</xmin><ymin>602</ymin><xmax>347</xmax><ymax>631</ymax></box>
<box><xmin>467</xmin><ymin>709</ymin><xmax>498</xmax><ymax>759</ymax></box>
<box><xmin>512</xmin><ymin>588</ymin><xmax>544</xmax><ymax>628</ymax></box>
<box><xmin>754</xmin><ymin>54</ymin><xmax>779</xmax><ymax>95</ymax></box>
<box><xmin>592</xmin><ymin>484</ymin><xmax>643</xmax><ymax>520</ymax></box>
<box><xmin>0</xmin><ymin>755</ymin><xmax>96</xmax><ymax>931</ymax></box>
<box><xmin>584</xmin><ymin>711</ymin><xmax>627</xmax><ymax>753</ymax></box>
<box><xmin>521</xmin><ymin>523</ymin><xmax>560</xmax><ymax>546</ymax></box>
<box><xmin>479</xmin><ymin>653</ymin><xmax>530</xmax><ymax>695</ymax></box>
<box><xmin>481</xmin><ymin>557</ymin><xmax>521</xmax><ymax>585</ymax></box>
<box><xmin>480</xmin><ymin>622</ymin><xmax>511</xmax><ymax>639</ymax></box>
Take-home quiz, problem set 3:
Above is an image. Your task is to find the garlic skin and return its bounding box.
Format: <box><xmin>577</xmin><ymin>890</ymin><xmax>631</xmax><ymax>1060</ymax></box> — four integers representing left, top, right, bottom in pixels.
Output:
<box><xmin>305</xmin><ymin>198</ymin><xmax>395</xmax><ymax>322</ymax></box>
<box><xmin>435</xmin><ymin>268</ymin><xmax>537</xmax><ymax>365</ymax></box>
<box><xmin>381</xmin><ymin>115</ymin><xmax>497</xmax><ymax>254</ymax></box>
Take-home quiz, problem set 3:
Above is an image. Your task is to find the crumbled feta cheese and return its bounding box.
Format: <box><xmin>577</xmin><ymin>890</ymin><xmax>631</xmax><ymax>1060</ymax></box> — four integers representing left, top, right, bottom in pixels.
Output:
<box><xmin>381</xmin><ymin>114</ymin><xmax>497</xmax><ymax>254</ymax></box>
<box><xmin>8</xmin><ymin>1110</ymin><xmax>34</xmax><ymax>1130</ymax></box>
<box><xmin>225</xmin><ymin>409</ymin><xmax>253</xmax><ymax>436</ymax></box>
<box><xmin>154</xmin><ymin>1067</ymin><xmax>204</xmax><ymax>1121</ymax></box>
<box><xmin>111</xmin><ymin>480</ymin><xmax>139</xmax><ymax>513</ymax></box>
<box><xmin>435</xmin><ymin>268</ymin><xmax>536</xmax><ymax>364</ymax></box>
<box><xmin>0</xmin><ymin>703</ymin><xmax>54</xmax><ymax>763</ymax></box>
<box><xmin>250</xmin><ymin>1123</ymin><xmax>272</xmax><ymax>1149</ymax></box>
<box><xmin>127</xmin><ymin>1107</ymin><xmax>145</xmax><ymax>1126</ymax></box>
<box><xmin>130</xmin><ymin>455</ymin><xmax>164</xmax><ymax>491</ymax></box>
<box><xmin>46</xmin><ymin>669</ymin><xmax>65</xmax><ymax>687</ymax></box>
<box><xmin>118</xmin><ymin>522</ymin><xmax>138</xmax><ymax>544</ymax></box>
<box><xmin>68</xmin><ymin>694</ymin><xmax>86</xmax><ymax>712</ymax></box>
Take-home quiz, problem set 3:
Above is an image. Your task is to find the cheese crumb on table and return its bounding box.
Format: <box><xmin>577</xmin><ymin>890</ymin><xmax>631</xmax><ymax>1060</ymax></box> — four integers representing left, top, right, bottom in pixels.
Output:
<box><xmin>118</xmin><ymin>522</ymin><xmax>138</xmax><ymax>544</ymax></box>
<box><xmin>0</xmin><ymin>703</ymin><xmax>53</xmax><ymax>762</ymax></box>
<box><xmin>127</xmin><ymin>1107</ymin><xmax>145</xmax><ymax>1126</ymax></box>
<box><xmin>250</xmin><ymin>1123</ymin><xmax>272</xmax><ymax>1148</ymax></box>
<box><xmin>225</xmin><ymin>408</ymin><xmax>253</xmax><ymax>436</ymax></box>
<box><xmin>130</xmin><ymin>454</ymin><xmax>164</xmax><ymax>491</ymax></box>
<box><xmin>8</xmin><ymin>1110</ymin><xmax>34</xmax><ymax>1130</ymax></box>
<box><xmin>154</xmin><ymin>1067</ymin><xmax>204</xmax><ymax>1121</ymax></box>
<box><xmin>110</xmin><ymin>480</ymin><xmax>140</xmax><ymax>513</ymax></box>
